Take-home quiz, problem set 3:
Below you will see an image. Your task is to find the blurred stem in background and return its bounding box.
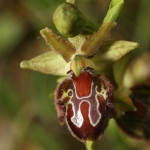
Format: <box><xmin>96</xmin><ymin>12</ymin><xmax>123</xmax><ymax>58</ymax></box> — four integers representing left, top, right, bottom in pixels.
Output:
<box><xmin>133</xmin><ymin>0</ymin><xmax>150</xmax><ymax>53</ymax></box>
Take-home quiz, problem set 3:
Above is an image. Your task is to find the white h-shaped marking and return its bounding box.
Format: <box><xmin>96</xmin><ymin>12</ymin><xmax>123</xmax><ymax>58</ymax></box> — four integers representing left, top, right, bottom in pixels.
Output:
<box><xmin>67</xmin><ymin>82</ymin><xmax>107</xmax><ymax>128</ymax></box>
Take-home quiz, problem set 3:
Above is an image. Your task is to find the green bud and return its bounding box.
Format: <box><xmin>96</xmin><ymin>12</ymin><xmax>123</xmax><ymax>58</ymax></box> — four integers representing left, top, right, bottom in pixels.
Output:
<box><xmin>102</xmin><ymin>0</ymin><xmax>124</xmax><ymax>24</ymax></box>
<box><xmin>53</xmin><ymin>2</ymin><xmax>87</xmax><ymax>37</ymax></box>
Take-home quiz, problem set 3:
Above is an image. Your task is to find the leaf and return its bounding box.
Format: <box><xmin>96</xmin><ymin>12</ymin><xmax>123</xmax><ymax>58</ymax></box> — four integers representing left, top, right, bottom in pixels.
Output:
<box><xmin>81</xmin><ymin>22</ymin><xmax>116</xmax><ymax>57</ymax></box>
<box><xmin>102</xmin><ymin>0</ymin><xmax>124</xmax><ymax>23</ymax></box>
<box><xmin>40</xmin><ymin>28</ymin><xmax>76</xmax><ymax>62</ymax></box>
<box><xmin>20</xmin><ymin>51</ymin><xmax>67</xmax><ymax>76</ymax></box>
<box><xmin>91</xmin><ymin>40</ymin><xmax>139</xmax><ymax>72</ymax></box>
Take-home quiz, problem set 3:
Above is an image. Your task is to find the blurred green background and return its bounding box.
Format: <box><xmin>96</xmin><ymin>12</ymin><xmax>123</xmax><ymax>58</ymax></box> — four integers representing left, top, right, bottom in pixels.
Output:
<box><xmin>0</xmin><ymin>0</ymin><xmax>150</xmax><ymax>150</ymax></box>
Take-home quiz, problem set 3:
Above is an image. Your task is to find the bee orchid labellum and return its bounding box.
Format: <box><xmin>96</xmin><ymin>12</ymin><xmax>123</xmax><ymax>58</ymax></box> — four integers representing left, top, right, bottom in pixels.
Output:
<box><xmin>55</xmin><ymin>68</ymin><xmax>116</xmax><ymax>143</ymax></box>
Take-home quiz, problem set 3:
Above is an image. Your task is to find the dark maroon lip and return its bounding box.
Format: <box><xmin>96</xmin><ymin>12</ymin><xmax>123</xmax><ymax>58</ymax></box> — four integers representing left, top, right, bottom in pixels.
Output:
<box><xmin>55</xmin><ymin>69</ymin><xmax>116</xmax><ymax>142</ymax></box>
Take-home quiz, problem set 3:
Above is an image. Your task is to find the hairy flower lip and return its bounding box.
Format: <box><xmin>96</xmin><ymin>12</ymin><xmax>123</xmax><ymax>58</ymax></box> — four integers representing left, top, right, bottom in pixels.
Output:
<box><xmin>55</xmin><ymin>67</ymin><xmax>116</xmax><ymax>143</ymax></box>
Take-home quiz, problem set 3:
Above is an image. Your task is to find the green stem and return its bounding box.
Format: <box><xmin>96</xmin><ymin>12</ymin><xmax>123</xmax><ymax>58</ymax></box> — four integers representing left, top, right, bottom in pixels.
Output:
<box><xmin>85</xmin><ymin>141</ymin><xmax>93</xmax><ymax>150</ymax></box>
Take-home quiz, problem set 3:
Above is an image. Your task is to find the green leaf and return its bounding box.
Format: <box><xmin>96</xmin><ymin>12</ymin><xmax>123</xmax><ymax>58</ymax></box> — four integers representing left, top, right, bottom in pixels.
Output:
<box><xmin>81</xmin><ymin>22</ymin><xmax>116</xmax><ymax>57</ymax></box>
<box><xmin>102</xmin><ymin>0</ymin><xmax>124</xmax><ymax>23</ymax></box>
<box><xmin>91</xmin><ymin>40</ymin><xmax>139</xmax><ymax>72</ymax></box>
<box><xmin>20</xmin><ymin>51</ymin><xmax>67</xmax><ymax>76</ymax></box>
<box><xmin>40</xmin><ymin>28</ymin><xmax>76</xmax><ymax>62</ymax></box>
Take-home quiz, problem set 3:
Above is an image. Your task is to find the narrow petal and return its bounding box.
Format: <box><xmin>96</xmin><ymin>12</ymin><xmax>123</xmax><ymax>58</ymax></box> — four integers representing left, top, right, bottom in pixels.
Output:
<box><xmin>20</xmin><ymin>51</ymin><xmax>67</xmax><ymax>76</ymax></box>
<box><xmin>81</xmin><ymin>22</ymin><xmax>116</xmax><ymax>57</ymax></box>
<box><xmin>40</xmin><ymin>28</ymin><xmax>76</xmax><ymax>62</ymax></box>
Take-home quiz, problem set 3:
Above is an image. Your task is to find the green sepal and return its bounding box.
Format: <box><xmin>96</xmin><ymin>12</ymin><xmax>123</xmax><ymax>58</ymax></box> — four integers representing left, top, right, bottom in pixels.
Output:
<box><xmin>102</xmin><ymin>0</ymin><xmax>124</xmax><ymax>24</ymax></box>
<box><xmin>20</xmin><ymin>51</ymin><xmax>67</xmax><ymax>76</ymax></box>
<box><xmin>40</xmin><ymin>28</ymin><xmax>76</xmax><ymax>62</ymax></box>
<box><xmin>81</xmin><ymin>22</ymin><xmax>116</xmax><ymax>57</ymax></box>
<box><xmin>91</xmin><ymin>40</ymin><xmax>139</xmax><ymax>72</ymax></box>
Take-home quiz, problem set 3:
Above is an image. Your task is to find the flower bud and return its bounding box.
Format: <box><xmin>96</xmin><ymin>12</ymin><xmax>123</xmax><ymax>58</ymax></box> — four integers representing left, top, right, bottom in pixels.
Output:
<box><xmin>55</xmin><ymin>68</ymin><xmax>116</xmax><ymax>143</ymax></box>
<box><xmin>53</xmin><ymin>2</ymin><xmax>87</xmax><ymax>37</ymax></box>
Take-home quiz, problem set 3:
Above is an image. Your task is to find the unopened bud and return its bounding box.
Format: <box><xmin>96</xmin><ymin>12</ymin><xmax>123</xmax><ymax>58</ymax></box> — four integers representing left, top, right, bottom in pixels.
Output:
<box><xmin>53</xmin><ymin>2</ymin><xmax>87</xmax><ymax>37</ymax></box>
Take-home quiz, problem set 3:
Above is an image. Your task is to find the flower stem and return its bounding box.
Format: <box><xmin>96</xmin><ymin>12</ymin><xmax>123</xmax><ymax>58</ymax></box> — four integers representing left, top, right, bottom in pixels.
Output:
<box><xmin>85</xmin><ymin>141</ymin><xmax>93</xmax><ymax>150</ymax></box>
